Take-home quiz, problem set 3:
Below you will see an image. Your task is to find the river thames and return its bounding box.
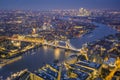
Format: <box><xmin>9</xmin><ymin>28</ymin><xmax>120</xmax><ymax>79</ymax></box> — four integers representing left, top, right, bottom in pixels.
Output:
<box><xmin>0</xmin><ymin>23</ymin><xmax>117</xmax><ymax>79</ymax></box>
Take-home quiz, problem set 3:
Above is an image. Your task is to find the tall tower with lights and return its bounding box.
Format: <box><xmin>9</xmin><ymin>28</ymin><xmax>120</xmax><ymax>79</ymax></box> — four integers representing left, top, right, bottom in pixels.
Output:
<box><xmin>78</xmin><ymin>8</ymin><xmax>90</xmax><ymax>16</ymax></box>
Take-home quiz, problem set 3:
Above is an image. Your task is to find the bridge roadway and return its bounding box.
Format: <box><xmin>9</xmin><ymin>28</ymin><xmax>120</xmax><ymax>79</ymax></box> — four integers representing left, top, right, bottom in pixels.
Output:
<box><xmin>7</xmin><ymin>37</ymin><xmax>81</xmax><ymax>52</ymax></box>
<box><xmin>44</xmin><ymin>42</ymin><xmax>81</xmax><ymax>52</ymax></box>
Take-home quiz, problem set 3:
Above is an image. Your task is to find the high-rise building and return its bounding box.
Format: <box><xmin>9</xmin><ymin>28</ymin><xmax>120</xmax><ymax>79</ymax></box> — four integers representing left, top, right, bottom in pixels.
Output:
<box><xmin>41</xmin><ymin>22</ymin><xmax>53</xmax><ymax>30</ymax></box>
<box><xmin>32</xmin><ymin>28</ymin><xmax>36</xmax><ymax>34</ymax></box>
<box><xmin>78</xmin><ymin>8</ymin><xmax>90</xmax><ymax>16</ymax></box>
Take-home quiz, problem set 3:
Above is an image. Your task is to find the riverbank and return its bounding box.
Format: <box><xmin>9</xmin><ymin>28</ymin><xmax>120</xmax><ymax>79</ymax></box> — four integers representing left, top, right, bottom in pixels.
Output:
<box><xmin>0</xmin><ymin>56</ymin><xmax>22</xmax><ymax>68</ymax></box>
<box><xmin>0</xmin><ymin>23</ymin><xmax>118</xmax><ymax>79</ymax></box>
<box><xmin>0</xmin><ymin>44</ymin><xmax>42</xmax><ymax>68</ymax></box>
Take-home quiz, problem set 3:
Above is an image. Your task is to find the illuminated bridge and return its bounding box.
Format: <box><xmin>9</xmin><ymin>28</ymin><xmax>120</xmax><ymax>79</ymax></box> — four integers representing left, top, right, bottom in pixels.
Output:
<box><xmin>7</xmin><ymin>35</ymin><xmax>81</xmax><ymax>52</ymax></box>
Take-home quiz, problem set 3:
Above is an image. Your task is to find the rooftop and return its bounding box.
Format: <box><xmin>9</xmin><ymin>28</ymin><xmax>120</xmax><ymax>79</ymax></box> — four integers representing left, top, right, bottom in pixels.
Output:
<box><xmin>36</xmin><ymin>70</ymin><xmax>55</xmax><ymax>80</ymax></box>
<box><xmin>70</xmin><ymin>64</ymin><xmax>94</xmax><ymax>73</ymax></box>
<box><xmin>14</xmin><ymin>71</ymin><xmax>30</xmax><ymax>80</ymax></box>
<box><xmin>72</xmin><ymin>70</ymin><xmax>89</xmax><ymax>80</ymax></box>
<box><xmin>77</xmin><ymin>60</ymin><xmax>101</xmax><ymax>70</ymax></box>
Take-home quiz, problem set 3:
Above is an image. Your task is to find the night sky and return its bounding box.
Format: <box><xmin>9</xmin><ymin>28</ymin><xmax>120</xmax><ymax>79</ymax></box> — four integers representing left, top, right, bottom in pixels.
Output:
<box><xmin>0</xmin><ymin>0</ymin><xmax>120</xmax><ymax>10</ymax></box>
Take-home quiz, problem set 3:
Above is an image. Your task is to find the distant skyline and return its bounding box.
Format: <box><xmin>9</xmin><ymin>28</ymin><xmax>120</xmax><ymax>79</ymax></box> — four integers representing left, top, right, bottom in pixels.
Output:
<box><xmin>0</xmin><ymin>0</ymin><xmax>120</xmax><ymax>10</ymax></box>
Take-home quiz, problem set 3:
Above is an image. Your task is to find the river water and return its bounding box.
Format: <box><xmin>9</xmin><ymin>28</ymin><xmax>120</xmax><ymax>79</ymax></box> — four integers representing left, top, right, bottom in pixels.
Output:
<box><xmin>0</xmin><ymin>23</ymin><xmax>117</xmax><ymax>79</ymax></box>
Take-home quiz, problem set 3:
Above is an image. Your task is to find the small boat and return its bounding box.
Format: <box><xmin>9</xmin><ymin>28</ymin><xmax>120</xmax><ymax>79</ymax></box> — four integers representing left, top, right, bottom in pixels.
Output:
<box><xmin>88</xmin><ymin>34</ymin><xmax>94</xmax><ymax>38</ymax></box>
<box><xmin>31</xmin><ymin>52</ymin><xmax>36</xmax><ymax>55</ymax></box>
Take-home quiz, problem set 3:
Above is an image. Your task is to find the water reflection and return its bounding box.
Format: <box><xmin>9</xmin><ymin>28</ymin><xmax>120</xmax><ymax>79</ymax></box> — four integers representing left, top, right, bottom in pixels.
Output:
<box><xmin>64</xmin><ymin>51</ymin><xmax>71</xmax><ymax>58</ymax></box>
<box><xmin>43</xmin><ymin>45</ymin><xmax>48</xmax><ymax>53</ymax></box>
<box><xmin>54</xmin><ymin>48</ymin><xmax>60</xmax><ymax>60</ymax></box>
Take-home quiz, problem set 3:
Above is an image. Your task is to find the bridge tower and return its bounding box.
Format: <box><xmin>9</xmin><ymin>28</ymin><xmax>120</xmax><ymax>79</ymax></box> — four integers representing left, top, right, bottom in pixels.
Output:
<box><xmin>65</xmin><ymin>39</ymin><xmax>71</xmax><ymax>49</ymax></box>
<box><xmin>54</xmin><ymin>39</ymin><xmax>59</xmax><ymax>47</ymax></box>
<box><xmin>84</xmin><ymin>53</ymin><xmax>88</xmax><ymax>61</ymax></box>
<box><xmin>80</xmin><ymin>44</ymin><xmax>89</xmax><ymax>60</ymax></box>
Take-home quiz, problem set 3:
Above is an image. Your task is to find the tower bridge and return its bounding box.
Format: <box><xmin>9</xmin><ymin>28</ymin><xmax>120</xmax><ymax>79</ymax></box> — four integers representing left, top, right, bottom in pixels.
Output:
<box><xmin>7</xmin><ymin>35</ymin><xmax>81</xmax><ymax>52</ymax></box>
